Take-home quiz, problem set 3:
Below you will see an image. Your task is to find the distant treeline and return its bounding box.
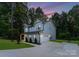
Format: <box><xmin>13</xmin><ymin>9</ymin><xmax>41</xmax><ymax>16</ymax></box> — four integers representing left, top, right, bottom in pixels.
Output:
<box><xmin>0</xmin><ymin>2</ymin><xmax>79</xmax><ymax>42</ymax></box>
<box><xmin>51</xmin><ymin>5</ymin><xmax>79</xmax><ymax>40</ymax></box>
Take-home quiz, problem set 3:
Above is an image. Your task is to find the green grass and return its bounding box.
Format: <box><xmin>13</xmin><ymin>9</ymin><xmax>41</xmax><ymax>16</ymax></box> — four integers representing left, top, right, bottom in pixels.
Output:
<box><xmin>49</xmin><ymin>40</ymin><xmax>65</xmax><ymax>43</ymax></box>
<box><xmin>68</xmin><ymin>40</ymin><xmax>79</xmax><ymax>44</ymax></box>
<box><xmin>49</xmin><ymin>39</ymin><xmax>79</xmax><ymax>45</ymax></box>
<box><xmin>0</xmin><ymin>39</ymin><xmax>33</xmax><ymax>50</ymax></box>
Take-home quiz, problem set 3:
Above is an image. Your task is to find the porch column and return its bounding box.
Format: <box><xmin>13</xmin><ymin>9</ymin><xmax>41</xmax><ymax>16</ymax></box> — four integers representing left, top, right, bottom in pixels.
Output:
<box><xmin>24</xmin><ymin>34</ymin><xmax>26</xmax><ymax>42</ymax></box>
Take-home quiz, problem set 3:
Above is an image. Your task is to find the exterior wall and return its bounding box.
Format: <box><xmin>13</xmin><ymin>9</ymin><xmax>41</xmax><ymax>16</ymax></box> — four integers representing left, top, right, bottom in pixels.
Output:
<box><xmin>29</xmin><ymin>20</ymin><xmax>43</xmax><ymax>32</ymax></box>
<box><xmin>43</xmin><ymin>21</ymin><xmax>56</xmax><ymax>40</ymax></box>
<box><xmin>31</xmin><ymin>35</ymin><xmax>35</xmax><ymax>42</ymax></box>
<box><xmin>24</xmin><ymin>19</ymin><xmax>56</xmax><ymax>44</ymax></box>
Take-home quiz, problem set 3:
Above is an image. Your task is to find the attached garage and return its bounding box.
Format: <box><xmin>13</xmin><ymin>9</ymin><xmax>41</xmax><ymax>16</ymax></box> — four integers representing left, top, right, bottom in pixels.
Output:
<box><xmin>40</xmin><ymin>33</ymin><xmax>51</xmax><ymax>43</ymax></box>
<box><xmin>23</xmin><ymin>19</ymin><xmax>56</xmax><ymax>45</ymax></box>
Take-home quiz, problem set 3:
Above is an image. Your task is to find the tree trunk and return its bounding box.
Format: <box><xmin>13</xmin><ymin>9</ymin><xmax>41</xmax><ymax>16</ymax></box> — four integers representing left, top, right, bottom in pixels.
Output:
<box><xmin>17</xmin><ymin>28</ymin><xmax>21</xmax><ymax>44</ymax></box>
<box><xmin>11</xmin><ymin>3</ymin><xmax>14</xmax><ymax>42</ymax></box>
<box><xmin>17</xmin><ymin>32</ymin><xmax>20</xmax><ymax>44</ymax></box>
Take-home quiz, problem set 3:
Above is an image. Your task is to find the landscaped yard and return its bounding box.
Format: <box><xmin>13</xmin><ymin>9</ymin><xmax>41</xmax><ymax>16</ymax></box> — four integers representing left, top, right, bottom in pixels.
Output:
<box><xmin>49</xmin><ymin>40</ymin><xmax>65</xmax><ymax>43</ymax></box>
<box><xmin>49</xmin><ymin>39</ymin><xmax>79</xmax><ymax>45</ymax></box>
<box><xmin>0</xmin><ymin>39</ymin><xmax>33</xmax><ymax>50</ymax></box>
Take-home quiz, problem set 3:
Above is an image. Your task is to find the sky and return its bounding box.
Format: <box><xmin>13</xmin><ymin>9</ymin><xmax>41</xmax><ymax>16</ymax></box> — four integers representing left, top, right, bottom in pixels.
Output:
<box><xmin>28</xmin><ymin>2</ymin><xmax>79</xmax><ymax>17</ymax></box>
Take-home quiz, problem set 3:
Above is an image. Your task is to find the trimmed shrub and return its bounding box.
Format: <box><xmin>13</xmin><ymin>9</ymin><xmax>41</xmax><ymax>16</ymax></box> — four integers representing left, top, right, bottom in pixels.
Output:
<box><xmin>57</xmin><ymin>32</ymin><xmax>70</xmax><ymax>39</ymax></box>
<box><xmin>71</xmin><ymin>36</ymin><xmax>79</xmax><ymax>41</ymax></box>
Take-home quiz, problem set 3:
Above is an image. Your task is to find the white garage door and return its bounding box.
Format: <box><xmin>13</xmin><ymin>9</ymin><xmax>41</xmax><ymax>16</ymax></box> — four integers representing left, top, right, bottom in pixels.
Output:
<box><xmin>40</xmin><ymin>33</ymin><xmax>50</xmax><ymax>43</ymax></box>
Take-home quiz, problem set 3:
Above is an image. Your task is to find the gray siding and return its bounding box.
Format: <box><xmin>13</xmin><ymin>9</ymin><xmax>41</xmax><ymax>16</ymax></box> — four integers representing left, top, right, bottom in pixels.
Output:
<box><xmin>24</xmin><ymin>19</ymin><xmax>56</xmax><ymax>42</ymax></box>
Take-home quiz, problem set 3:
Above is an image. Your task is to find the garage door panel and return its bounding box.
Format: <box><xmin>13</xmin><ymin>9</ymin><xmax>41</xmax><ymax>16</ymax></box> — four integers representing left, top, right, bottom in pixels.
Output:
<box><xmin>40</xmin><ymin>34</ymin><xmax>49</xmax><ymax>43</ymax></box>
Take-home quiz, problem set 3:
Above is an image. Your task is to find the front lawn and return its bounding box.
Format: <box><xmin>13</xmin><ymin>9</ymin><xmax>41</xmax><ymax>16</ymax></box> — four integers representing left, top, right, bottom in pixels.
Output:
<box><xmin>0</xmin><ymin>39</ymin><xmax>33</xmax><ymax>50</ymax></box>
<box><xmin>49</xmin><ymin>39</ymin><xmax>79</xmax><ymax>45</ymax></box>
<box><xmin>49</xmin><ymin>40</ymin><xmax>65</xmax><ymax>43</ymax></box>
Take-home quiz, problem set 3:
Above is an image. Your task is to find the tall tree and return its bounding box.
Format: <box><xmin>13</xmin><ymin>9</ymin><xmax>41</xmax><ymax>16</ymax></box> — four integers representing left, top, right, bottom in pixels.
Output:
<box><xmin>0</xmin><ymin>3</ymin><xmax>11</xmax><ymax>38</ymax></box>
<box><xmin>36</xmin><ymin>7</ymin><xmax>47</xmax><ymax>31</ymax></box>
<box><xmin>61</xmin><ymin>11</ymin><xmax>68</xmax><ymax>33</ymax></box>
<box><xmin>27</xmin><ymin>8</ymin><xmax>36</xmax><ymax>32</ymax></box>
<box><xmin>12</xmin><ymin>2</ymin><xmax>28</xmax><ymax>44</ymax></box>
<box><xmin>51</xmin><ymin>12</ymin><xmax>61</xmax><ymax>36</ymax></box>
<box><xmin>68</xmin><ymin>5</ymin><xmax>79</xmax><ymax>37</ymax></box>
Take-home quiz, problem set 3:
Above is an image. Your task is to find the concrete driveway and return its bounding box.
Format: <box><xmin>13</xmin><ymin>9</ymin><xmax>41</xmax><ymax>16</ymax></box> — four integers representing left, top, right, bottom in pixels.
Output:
<box><xmin>0</xmin><ymin>42</ymin><xmax>79</xmax><ymax>57</ymax></box>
